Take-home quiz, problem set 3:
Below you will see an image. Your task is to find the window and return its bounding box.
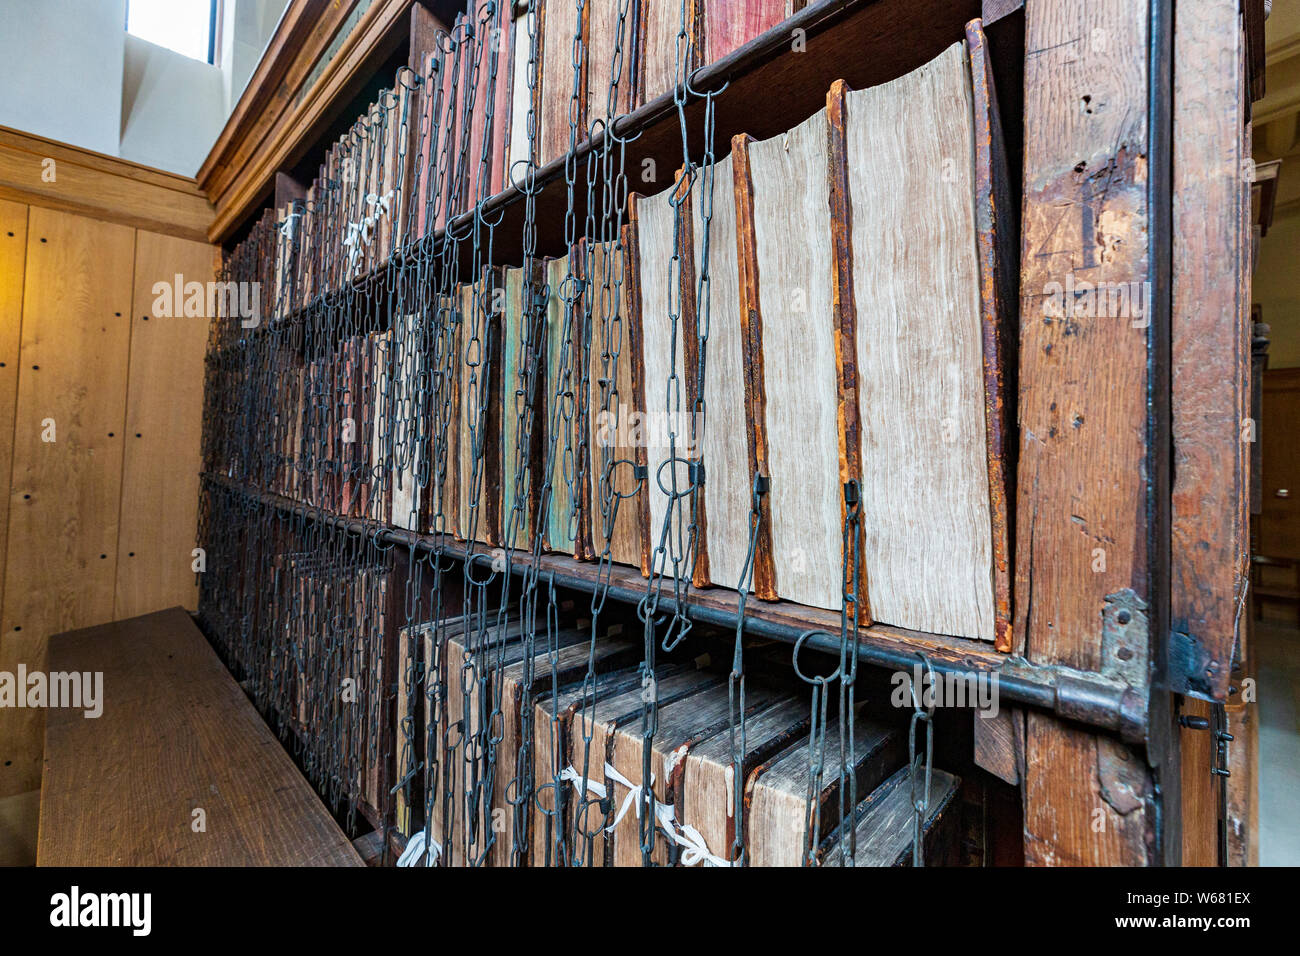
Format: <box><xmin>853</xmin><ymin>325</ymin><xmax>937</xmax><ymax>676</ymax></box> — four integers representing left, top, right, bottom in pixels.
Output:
<box><xmin>125</xmin><ymin>0</ymin><xmax>218</xmax><ymax>65</ymax></box>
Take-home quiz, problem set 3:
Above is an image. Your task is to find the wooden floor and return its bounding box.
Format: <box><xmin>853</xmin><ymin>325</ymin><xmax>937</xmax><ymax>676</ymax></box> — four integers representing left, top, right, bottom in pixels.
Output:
<box><xmin>37</xmin><ymin>607</ymin><xmax>361</xmax><ymax>866</ymax></box>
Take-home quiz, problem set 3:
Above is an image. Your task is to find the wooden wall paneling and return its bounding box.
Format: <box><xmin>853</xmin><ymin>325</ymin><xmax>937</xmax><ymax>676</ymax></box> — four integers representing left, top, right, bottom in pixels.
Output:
<box><xmin>1169</xmin><ymin>0</ymin><xmax>1248</xmax><ymax>702</ymax></box>
<box><xmin>0</xmin><ymin>200</ymin><xmax>27</xmax><ymax>634</ymax></box>
<box><xmin>1016</xmin><ymin>0</ymin><xmax>1156</xmax><ymax>866</ymax></box>
<box><xmin>0</xmin><ymin>127</ymin><xmax>213</xmax><ymax>243</ymax></box>
<box><xmin>0</xmin><ymin>207</ymin><xmax>135</xmax><ymax>797</ymax></box>
<box><xmin>114</xmin><ymin>230</ymin><xmax>218</xmax><ymax>619</ymax></box>
<box><xmin>733</xmin><ymin>111</ymin><xmax>842</xmax><ymax>612</ymax></box>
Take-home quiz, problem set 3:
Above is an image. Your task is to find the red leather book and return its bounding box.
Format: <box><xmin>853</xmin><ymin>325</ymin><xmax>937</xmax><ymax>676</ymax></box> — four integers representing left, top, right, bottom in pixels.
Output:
<box><xmin>702</xmin><ymin>0</ymin><xmax>792</xmax><ymax>67</ymax></box>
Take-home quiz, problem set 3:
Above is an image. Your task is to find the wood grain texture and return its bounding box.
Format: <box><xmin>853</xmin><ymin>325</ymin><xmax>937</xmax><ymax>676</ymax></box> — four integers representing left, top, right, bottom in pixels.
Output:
<box><xmin>38</xmin><ymin>608</ymin><xmax>362</xmax><ymax>866</ymax></box>
<box><xmin>744</xmin><ymin>109</ymin><xmax>842</xmax><ymax>611</ymax></box>
<box><xmin>1</xmin><ymin>208</ymin><xmax>134</xmax><ymax>797</ymax></box>
<box><xmin>1170</xmin><ymin>0</ymin><xmax>1249</xmax><ymax>701</ymax></box>
<box><xmin>1178</xmin><ymin>698</ymin><xmax>1218</xmax><ymax>865</ymax></box>
<box><xmin>583</xmin><ymin>239</ymin><xmax>643</xmax><ymax>566</ymax></box>
<box><xmin>842</xmin><ymin>42</ymin><xmax>995</xmax><ymax>641</ymax></box>
<box><xmin>0</xmin><ymin>200</ymin><xmax>27</xmax><ymax>636</ymax></box>
<box><xmin>571</xmin><ymin>667</ymin><xmax>720</xmax><ymax>865</ymax></box>
<box><xmin>114</xmin><ymin>231</ymin><xmax>217</xmax><ymax>619</ymax></box>
<box><xmin>689</xmin><ymin>153</ymin><xmax>753</xmax><ymax>591</ymax></box>
<box><xmin>391</xmin><ymin>312</ymin><xmax>424</xmax><ymax>532</ymax></box>
<box><xmin>633</xmin><ymin>185</ymin><xmax>692</xmax><ymax>579</ymax></box>
<box><xmin>0</xmin><ymin>126</ymin><xmax>213</xmax><ymax>242</ymax></box>
<box><xmin>1017</xmin><ymin>0</ymin><xmax>1155</xmax><ymax>866</ymax></box>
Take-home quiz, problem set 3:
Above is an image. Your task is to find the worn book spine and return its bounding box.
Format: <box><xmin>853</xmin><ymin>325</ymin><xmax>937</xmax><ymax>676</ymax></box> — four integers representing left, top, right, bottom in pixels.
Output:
<box><xmin>729</xmin><ymin>135</ymin><xmax>778</xmax><ymax>600</ymax></box>
<box><xmin>542</xmin><ymin>252</ymin><xmax>584</xmax><ymax>555</ymax></box>
<box><xmin>581</xmin><ymin>237</ymin><xmax>643</xmax><ymax>567</ymax></box>
<box><xmin>825</xmin><ymin>80</ymin><xmax>874</xmax><ymax>622</ymax></box>
<box><xmin>538</xmin><ymin>0</ymin><xmax>588</xmax><ymax>169</ymax></box>
<box><xmin>620</xmin><ymin>215</ymin><xmax>653</xmax><ymax>577</ymax></box>
<box><xmin>701</xmin><ymin>0</ymin><xmax>791</xmax><ymax>67</ymax></box>
<box><xmin>965</xmin><ymin>20</ymin><xmax>1015</xmax><ymax>651</ymax></box>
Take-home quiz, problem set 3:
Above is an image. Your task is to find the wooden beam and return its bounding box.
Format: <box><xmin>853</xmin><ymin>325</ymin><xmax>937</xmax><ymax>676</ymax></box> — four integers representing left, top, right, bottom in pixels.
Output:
<box><xmin>202</xmin><ymin>0</ymin><xmax>424</xmax><ymax>243</ymax></box>
<box><xmin>1170</xmin><ymin>0</ymin><xmax>1250</xmax><ymax>701</ymax></box>
<box><xmin>1016</xmin><ymin>0</ymin><xmax>1157</xmax><ymax>866</ymax></box>
<box><xmin>0</xmin><ymin>127</ymin><xmax>213</xmax><ymax>242</ymax></box>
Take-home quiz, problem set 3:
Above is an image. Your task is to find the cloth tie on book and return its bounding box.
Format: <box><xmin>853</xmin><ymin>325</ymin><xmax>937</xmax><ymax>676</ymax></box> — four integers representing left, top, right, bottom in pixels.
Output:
<box><xmin>396</xmin><ymin>828</ymin><xmax>443</xmax><ymax>867</ymax></box>
<box><xmin>559</xmin><ymin>763</ymin><xmax>732</xmax><ymax>867</ymax></box>
<box><xmin>342</xmin><ymin>191</ymin><xmax>394</xmax><ymax>277</ymax></box>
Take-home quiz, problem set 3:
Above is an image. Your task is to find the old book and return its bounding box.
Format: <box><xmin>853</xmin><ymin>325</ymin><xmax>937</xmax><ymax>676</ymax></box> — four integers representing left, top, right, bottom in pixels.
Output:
<box><xmin>390</xmin><ymin>313</ymin><xmax>424</xmax><ymax>531</ymax></box>
<box><xmin>487</xmin><ymin>0</ymin><xmax>515</xmax><ymax>197</ymax></box>
<box><xmin>337</xmin><ymin>335</ymin><xmax>362</xmax><ymax>516</ymax></box>
<box><xmin>673</xmin><ymin>694</ymin><xmax>808</xmax><ymax>864</ymax></box>
<box><xmin>422</xmin><ymin>614</ymin><xmax>529</xmax><ymax>863</ymax></box>
<box><xmin>585</xmin><ymin>0</ymin><xmax>636</xmax><ymax>126</ymax></box>
<box><xmin>530</xmin><ymin>664</ymin><xmax>650</xmax><ymax>866</ymax></box>
<box><xmin>506</xmin><ymin>1</ymin><xmax>537</xmax><ymax>188</ymax></box>
<box><xmin>684</xmin><ymin>152</ymin><xmax>755</xmax><ymax>590</ymax></box>
<box><xmin>581</xmin><ymin>237</ymin><xmax>643</xmax><ymax>567</ymax></box>
<box><xmin>744</xmin><ymin>715</ymin><xmax>906</xmax><ymax>867</ymax></box>
<box><xmin>702</xmin><ymin>0</ymin><xmax>792</xmax><ymax>66</ymax></box>
<box><xmin>733</xmin><ymin>110</ymin><xmax>842</xmax><ymax>609</ymax></box>
<box><xmin>500</xmin><ymin>263</ymin><xmax>546</xmax><ymax>550</ymax></box>
<box><xmin>457</xmin><ymin>271</ymin><xmax>503</xmax><ymax>545</ymax></box>
<box><xmin>541</xmin><ymin>252</ymin><xmax>586</xmax><ymax>555</ymax></box>
<box><xmin>832</xmin><ymin>42</ymin><xmax>1000</xmax><ymax>642</ymax></box>
<box><xmin>565</xmin><ymin>666</ymin><xmax>725</xmax><ymax>866</ymax></box>
<box><xmin>367</xmin><ymin>330</ymin><xmax>392</xmax><ymax>521</ymax></box>
<box><xmin>636</xmin><ymin>0</ymin><xmax>700</xmax><ymax>108</ymax></box>
<box><xmin>442</xmin><ymin>623</ymin><xmax>594</xmax><ymax>865</ymax></box>
<box><xmin>425</xmin><ymin>293</ymin><xmax>461</xmax><ymax>538</ymax></box>
<box><xmin>629</xmin><ymin>179</ymin><xmax>693</xmax><ymax>580</ymax></box>
<box><xmin>818</xmin><ymin>765</ymin><xmax>961</xmax><ymax>867</ymax></box>
<box><xmin>603</xmin><ymin>678</ymin><xmax>791</xmax><ymax>866</ymax></box>
<box><xmin>538</xmin><ymin>0</ymin><xmax>587</xmax><ymax>168</ymax></box>
<box><xmin>481</xmin><ymin>627</ymin><xmax>640</xmax><ymax>866</ymax></box>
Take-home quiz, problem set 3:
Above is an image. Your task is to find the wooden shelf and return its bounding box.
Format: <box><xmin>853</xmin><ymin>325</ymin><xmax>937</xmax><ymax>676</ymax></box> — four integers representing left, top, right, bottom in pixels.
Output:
<box><xmin>199</xmin><ymin>471</ymin><xmax>1146</xmax><ymax>742</ymax></box>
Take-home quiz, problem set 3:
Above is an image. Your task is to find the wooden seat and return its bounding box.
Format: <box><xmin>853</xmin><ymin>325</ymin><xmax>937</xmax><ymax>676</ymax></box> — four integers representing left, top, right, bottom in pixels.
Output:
<box><xmin>37</xmin><ymin>608</ymin><xmax>361</xmax><ymax>866</ymax></box>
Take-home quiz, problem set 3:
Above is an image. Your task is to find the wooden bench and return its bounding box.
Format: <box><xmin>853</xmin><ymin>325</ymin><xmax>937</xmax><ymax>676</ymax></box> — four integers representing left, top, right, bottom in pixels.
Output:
<box><xmin>37</xmin><ymin>607</ymin><xmax>361</xmax><ymax>866</ymax></box>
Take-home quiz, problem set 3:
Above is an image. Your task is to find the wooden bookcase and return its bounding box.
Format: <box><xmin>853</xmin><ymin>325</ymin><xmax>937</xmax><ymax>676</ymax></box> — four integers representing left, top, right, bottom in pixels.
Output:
<box><xmin>195</xmin><ymin>0</ymin><xmax>1267</xmax><ymax>866</ymax></box>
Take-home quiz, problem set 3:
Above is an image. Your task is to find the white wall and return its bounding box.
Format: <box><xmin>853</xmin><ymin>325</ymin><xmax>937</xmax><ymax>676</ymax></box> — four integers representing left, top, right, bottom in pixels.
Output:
<box><xmin>0</xmin><ymin>0</ymin><xmax>126</xmax><ymax>156</ymax></box>
<box><xmin>120</xmin><ymin>34</ymin><xmax>226</xmax><ymax>177</ymax></box>
<box><xmin>0</xmin><ymin>0</ymin><xmax>286</xmax><ymax>177</ymax></box>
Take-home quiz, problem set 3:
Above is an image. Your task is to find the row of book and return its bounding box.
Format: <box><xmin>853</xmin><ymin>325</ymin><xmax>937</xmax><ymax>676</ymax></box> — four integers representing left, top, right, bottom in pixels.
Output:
<box><xmin>258</xmin><ymin>1</ymin><xmax>815</xmax><ymax>320</ymax></box>
<box><xmin>394</xmin><ymin>613</ymin><xmax>961</xmax><ymax>866</ymax></box>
